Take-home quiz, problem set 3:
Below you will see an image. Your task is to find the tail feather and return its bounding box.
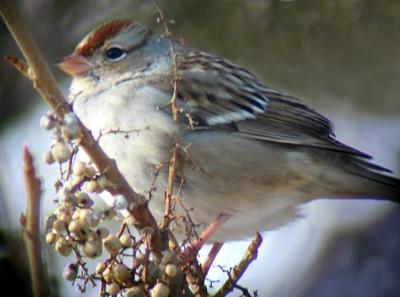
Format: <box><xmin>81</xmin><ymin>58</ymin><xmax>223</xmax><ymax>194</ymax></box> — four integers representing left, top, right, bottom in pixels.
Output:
<box><xmin>340</xmin><ymin>156</ymin><xmax>400</xmax><ymax>203</ymax></box>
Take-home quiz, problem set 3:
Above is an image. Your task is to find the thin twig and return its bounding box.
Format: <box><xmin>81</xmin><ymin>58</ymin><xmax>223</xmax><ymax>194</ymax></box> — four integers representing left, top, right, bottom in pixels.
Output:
<box><xmin>214</xmin><ymin>233</ymin><xmax>263</xmax><ymax>297</ymax></box>
<box><xmin>153</xmin><ymin>0</ymin><xmax>180</xmax><ymax>230</ymax></box>
<box><xmin>152</xmin><ymin>0</ymin><xmax>171</xmax><ymax>37</ymax></box>
<box><xmin>152</xmin><ymin>0</ymin><xmax>180</xmax><ymax>121</ymax></box>
<box><xmin>152</xmin><ymin>4</ymin><xmax>211</xmax><ymax>296</ymax></box>
<box><xmin>73</xmin><ymin>247</ymin><xmax>96</xmax><ymax>288</ymax></box>
<box><xmin>22</xmin><ymin>146</ymin><xmax>50</xmax><ymax>297</ymax></box>
<box><xmin>162</xmin><ymin>144</ymin><xmax>179</xmax><ymax>228</ymax></box>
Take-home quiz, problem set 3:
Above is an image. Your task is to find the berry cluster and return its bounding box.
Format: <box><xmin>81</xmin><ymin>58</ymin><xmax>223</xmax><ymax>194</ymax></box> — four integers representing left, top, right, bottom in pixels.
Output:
<box><xmin>41</xmin><ymin>112</ymin><xmax>181</xmax><ymax>297</ymax></box>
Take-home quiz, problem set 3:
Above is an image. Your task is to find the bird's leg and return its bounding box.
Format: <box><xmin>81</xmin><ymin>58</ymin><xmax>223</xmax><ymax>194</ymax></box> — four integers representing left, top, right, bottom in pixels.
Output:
<box><xmin>180</xmin><ymin>213</ymin><xmax>231</xmax><ymax>262</ymax></box>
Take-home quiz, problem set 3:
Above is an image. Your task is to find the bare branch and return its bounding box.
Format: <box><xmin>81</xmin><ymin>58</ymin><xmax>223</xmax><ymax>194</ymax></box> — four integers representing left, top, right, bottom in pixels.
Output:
<box><xmin>22</xmin><ymin>146</ymin><xmax>50</xmax><ymax>297</ymax></box>
<box><xmin>214</xmin><ymin>233</ymin><xmax>263</xmax><ymax>297</ymax></box>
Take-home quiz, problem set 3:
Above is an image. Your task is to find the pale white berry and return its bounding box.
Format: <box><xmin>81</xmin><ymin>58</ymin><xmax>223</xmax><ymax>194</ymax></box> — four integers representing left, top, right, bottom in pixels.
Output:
<box><xmin>72</xmin><ymin>161</ymin><xmax>87</xmax><ymax>176</ymax></box>
<box><xmin>68</xmin><ymin>219</ymin><xmax>89</xmax><ymax>241</ymax></box>
<box><xmin>55</xmin><ymin>237</ymin><xmax>74</xmax><ymax>256</ymax></box>
<box><xmin>135</xmin><ymin>253</ymin><xmax>147</xmax><ymax>265</ymax></box>
<box><xmin>62</xmin><ymin>112</ymin><xmax>81</xmax><ymax>139</ymax></box>
<box><xmin>165</xmin><ymin>263</ymin><xmax>178</xmax><ymax>277</ymax></box>
<box><xmin>40</xmin><ymin>114</ymin><xmax>55</xmax><ymax>130</ymax></box>
<box><xmin>43</xmin><ymin>151</ymin><xmax>55</xmax><ymax>164</ymax></box>
<box><xmin>114</xmin><ymin>263</ymin><xmax>131</xmax><ymax>283</ymax></box>
<box><xmin>76</xmin><ymin>209</ymin><xmax>99</xmax><ymax>227</ymax></box>
<box><xmin>126</xmin><ymin>287</ymin><xmax>145</xmax><ymax>297</ymax></box>
<box><xmin>113</xmin><ymin>195</ymin><xmax>128</xmax><ymax>210</ymax></box>
<box><xmin>72</xmin><ymin>208</ymin><xmax>92</xmax><ymax>221</ymax></box>
<box><xmin>62</xmin><ymin>263</ymin><xmax>78</xmax><ymax>281</ymax></box>
<box><xmin>45</xmin><ymin>232</ymin><xmax>58</xmax><ymax>245</ymax></box>
<box><xmin>85</xmin><ymin>180</ymin><xmax>101</xmax><ymax>193</ymax></box>
<box><xmin>95</xmin><ymin>261</ymin><xmax>107</xmax><ymax>275</ymax></box>
<box><xmin>54</xmin><ymin>207</ymin><xmax>72</xmax><ymax>223</ymax></box>
<box><xmin>151</xmin><ymin>283</ymin><xmax>170</xmax><ymax>297</ymax></box>
<box><xmin>78</xmin><ymin>209</ymin><xmax>92</xmax><ymax>220</ymax></box>
<box><xmin>102</xmin><ymin>267</ymin><xmax>114</xmax><ymax>283</ymax></box>
<box><xmin>52</xmin><ymin>219</ymin><xmax>66</xmax><ymax>233</ymax></box>
<box><xmin>83</xmin><ymin>239</ymin><xmax>102</xmax><ymax>258</ymax></box>
<box><xmin>57</xmin><ymin>211</ymin><xmax>71</xmax><ymax>223</ymax></box>
<box><xmin>96</xmin><ymin>175</ymin><xmax>108</xmax><ymax>190</ymax></box>
<box><xmin>108</xmin><ymin>282</ymin><xmax>121</xmax><ymax>296</ymax></box>
<box><xmin>72</xmin><ymin>209</ymin><xmax>81</xmax><ymax>221</ymax></box>
<box><xmin>103</xmin><ymin>235</ymin><xmax>122</xmax><ymax>256</ymax></box>
<box><xmin>51</xmin><ymin>141</ymin><xmax>72</xmax><ymax>163</ymax></box>
<box><xmin>120</xmin><ymin>234</ymin><xmax>134</xmax><ymax>248</ymax></box>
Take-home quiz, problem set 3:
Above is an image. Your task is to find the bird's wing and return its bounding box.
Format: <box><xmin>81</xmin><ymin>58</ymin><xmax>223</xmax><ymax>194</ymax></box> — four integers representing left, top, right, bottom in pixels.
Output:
<box><xmin>176</xmin><ymin>51</ymin><xmax>269</xmax><ymax>125</ymax></box>
<box><xmin>176</xmin><ymin>50</ymin><xmax>370</xmax><ymax>158</ymax></box>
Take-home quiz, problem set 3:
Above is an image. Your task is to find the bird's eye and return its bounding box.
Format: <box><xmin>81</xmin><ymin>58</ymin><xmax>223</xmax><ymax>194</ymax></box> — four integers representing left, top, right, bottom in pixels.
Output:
<box><xmin>105</xmin><ymin>47</ymin><xmax>127</xmax><ymax>61</ymax></box>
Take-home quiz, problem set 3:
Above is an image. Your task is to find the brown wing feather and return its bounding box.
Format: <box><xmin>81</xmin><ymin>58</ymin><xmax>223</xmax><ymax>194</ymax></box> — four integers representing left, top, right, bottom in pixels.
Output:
<box><xmin>176</xmin><ymin>50</ymin><xmax>370</xmax><ymax>158</ymax></box>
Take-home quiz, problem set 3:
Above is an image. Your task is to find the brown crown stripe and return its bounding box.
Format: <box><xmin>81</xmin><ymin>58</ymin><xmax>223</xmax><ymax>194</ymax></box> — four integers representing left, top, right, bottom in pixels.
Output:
<box><xmin>75</xmin><ymin>19</ymin><xmax>135</xmax><ymax>57</ymax></box>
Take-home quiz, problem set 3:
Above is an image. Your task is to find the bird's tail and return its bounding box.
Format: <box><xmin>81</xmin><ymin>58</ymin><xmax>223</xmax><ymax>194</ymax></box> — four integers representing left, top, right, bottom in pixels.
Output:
<box><xmin>332</xmin><ymin>156</ymin><xmax>400</xmax><ymax>203</ymax></box>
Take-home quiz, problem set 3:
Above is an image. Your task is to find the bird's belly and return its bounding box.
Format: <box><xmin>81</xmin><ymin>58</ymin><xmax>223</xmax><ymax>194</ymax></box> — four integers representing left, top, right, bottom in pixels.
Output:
<box><xmin>102</xmin><ymin>127</ymin><xmax>319</xmax><ymax>241</ymax></box>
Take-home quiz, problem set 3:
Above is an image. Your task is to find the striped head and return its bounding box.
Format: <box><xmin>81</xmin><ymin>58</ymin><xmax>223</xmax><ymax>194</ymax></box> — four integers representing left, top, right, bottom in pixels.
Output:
<box><xmin>58</xmin><ymin>19</ymin><xmax>172</xmax><ymax>95</ymax></box>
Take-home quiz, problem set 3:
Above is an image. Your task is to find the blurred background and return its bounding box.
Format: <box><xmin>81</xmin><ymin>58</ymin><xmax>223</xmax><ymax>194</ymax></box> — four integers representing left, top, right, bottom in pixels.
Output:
<box><xmin>0</xmin><ymin>0</ymin><xmax>399</xmax><ymax>296</ymax></box>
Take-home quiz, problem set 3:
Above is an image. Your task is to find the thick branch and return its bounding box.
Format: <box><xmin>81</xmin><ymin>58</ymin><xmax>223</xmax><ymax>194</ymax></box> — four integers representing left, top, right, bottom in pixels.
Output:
<box><xmin>22</xmin><ymin>146</ymin><xmax>50</xmax><ymax>297</ymax></box>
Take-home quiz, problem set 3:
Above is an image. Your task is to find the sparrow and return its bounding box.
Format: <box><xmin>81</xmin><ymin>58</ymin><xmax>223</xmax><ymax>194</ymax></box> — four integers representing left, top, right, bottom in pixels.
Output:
<box><xmin>58</xmin><ymin>19</ymin><xmax>400</xmax><ymax>241</ymax></box>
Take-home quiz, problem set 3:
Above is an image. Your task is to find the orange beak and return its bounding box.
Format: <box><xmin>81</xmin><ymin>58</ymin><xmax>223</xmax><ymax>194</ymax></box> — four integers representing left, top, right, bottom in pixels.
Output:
<box><xmin>58</xmin><ymin>53</ymin><xmax>91</xmax><ymax>77</ymax></box>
